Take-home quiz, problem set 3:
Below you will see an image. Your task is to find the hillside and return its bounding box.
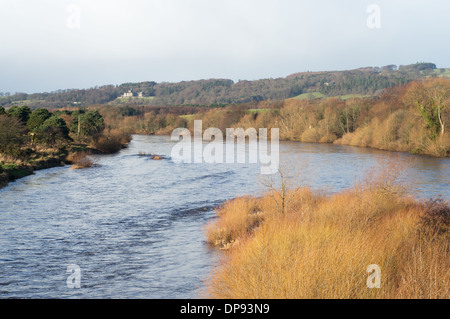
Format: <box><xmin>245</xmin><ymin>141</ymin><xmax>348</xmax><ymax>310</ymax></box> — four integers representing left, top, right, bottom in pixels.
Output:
<box><xmin>1</xmin><ymin>62</ymin><xmax>448</xmax><ymax>109</ymax></box>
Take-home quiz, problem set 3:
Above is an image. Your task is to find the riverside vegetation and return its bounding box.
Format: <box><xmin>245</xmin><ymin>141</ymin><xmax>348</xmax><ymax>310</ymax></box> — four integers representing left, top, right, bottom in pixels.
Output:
<box><xmin>0</xmin><ymin>105</ymin><xmax>130</xmax><ymax>188</ymax></box>
<box><xmin>95</xmin><ymin>77</ymin><xmax>450</xmax><ymax>157</ymax></box>
<box><xmin>1</xmin><ymin>68</ymin><xmax>448</xmax><ymax>299</ymax></box>
<box><xmin>1</xmin><ymin>77</ymin><xmax>448</xmax><ymax>187</ymax></box>
<box><xmin>204</xmin><ymin>162</ymin><xmax>449</xmax><ymax>299</ymax></box>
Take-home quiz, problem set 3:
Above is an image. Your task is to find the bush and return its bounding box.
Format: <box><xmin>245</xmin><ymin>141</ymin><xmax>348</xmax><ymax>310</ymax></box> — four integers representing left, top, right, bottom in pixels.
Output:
<box><xmin>90</xmin><ymin>130</ymin><xmax>131</xmax><ymax>154</ymax></box>
<box><xmin>319</xmin><ymin>133</ymin><xmax>337</xmax><ymax>143</ymax></box>
<box><xmin>419</xmin><ymin>197</ymin><xmax>450</xmax><ymax>241</ymax></box>
<box><xmin>206</xmin><ymin>197</ymin><xmax>263</xmax><ymax>249</ymax></box>
<box><xmin>67</xmin><ymin>151</ymin><xmax>93</xmax><ymax>169</ymax></box>
<box><xmin>0</xmin><ymin>115</ymin><xmax>26</xmax><ymax>156</ymax></box>
<box><xmin>300</xmin><ymin>128</ymin><xmax>320</xmax><ymax>143</ymax></box>
<box><xmin>6</xmin><ymin>105</ymin><xmax>31</xmax><ymax>124</ymax></box>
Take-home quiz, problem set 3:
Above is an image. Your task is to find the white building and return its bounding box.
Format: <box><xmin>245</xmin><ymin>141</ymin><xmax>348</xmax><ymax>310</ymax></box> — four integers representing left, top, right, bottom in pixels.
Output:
<box><xmin>121</xmin><ymin>90</ymin><xmax>144</xmax><ymax>98</ymax></box>
<box><xmin>121</xmin><ymin>90</ymin><xmax>133</xmax><ymax>98</ymax></box>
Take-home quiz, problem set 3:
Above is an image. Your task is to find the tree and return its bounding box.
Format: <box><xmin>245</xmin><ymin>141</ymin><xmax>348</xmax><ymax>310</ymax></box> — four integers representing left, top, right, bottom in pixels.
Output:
<box><xmin>336</xmin><ymin>101</ymin><xmax>361</xmax><ymax>135</ymax></box>
<box><xmin>0</xmin><ymin>106</ymin><xmax>5</xmax><ymax>115</ymax></box>
<box><xmin>119</xmin><ymin>106</ymin><xmax>141</xmax><ymax>117</ymax></box>
<box><xmin>39</xmin><ymin>116</ymin><xmax>70</xmax><ymax>144</ymax></box>
<box><xmin>260</xmin><ymin>161</ymin><xmax>306</xmax><ymax>215</ymax></box>
<box><xmin>6</xmin><ymin>105</ymin><xmax>31</xmax><ymax>124</ymax></box>
<box><xmin>0</xmin><ymin>115</ymin><xmax>26</xmax><ymax>155</ymax></box>
<box><xmin>407</xmin><ymin>78</ymin><xmax>450</xmax><ymax>137</ymax></box>
<box><xmin>71</xmin><ymin>110</ymin><xmax>104</xmax><ymax>139</ymax></box>
<box><xmin>27</xmin><ymin>108</ymin><xmax>51</xmax><ymax>132</ymax></box>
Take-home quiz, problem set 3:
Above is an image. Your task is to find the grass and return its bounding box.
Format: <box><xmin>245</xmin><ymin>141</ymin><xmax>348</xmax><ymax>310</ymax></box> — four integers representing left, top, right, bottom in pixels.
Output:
<box><xmin>6</xmin><ymin>99</ymin><xmax>47</xmax><ymax>106</ymax></box>
<box><xmin>1</xmin><ymin>163</ymin><xmax>19</xmax><ymax>170</ymax></box>
<box><xmin>205</xmin><ymin>165</ymin><xmax>449</xmax><ymax>299</ymax></box>
<box><xmin>429</xmin><ymin>68</ymin><xmax>450</xmax><ymax>78</ymax></box>
<box><xmin>0</xmin><ymin>147</ymin><xmax>66</xmax><ymax>181</ymax></box>
<box><xmin>206</xmin><ymin>196</ymin><xmax>264</xmax><ymax>250</ymax></box>
<box><xmin>290</xmin><ymin>92</ymin><xmax>369</xmax><ymax>101</ymax></box>
<box><xmin>441</xmin><ymin>69</ymin><xmax>450</xmax><ymax>78</ymax></box>
<box><xmin>0</xmin><ymin>163</ymin><xmax>33</xmax><ymax>180</ymax></box>
<box><xmin>290</xmin><ymin>92</ymin><xmax>326</xmax><ymax>100</ymax></box>
<box><xmin>67</xmin><ymin>151</ymin><xmax>93</xmax><ymax>169</ymax></box>
<box><xmin>339</xmin><ymin>94</ymin><xmax>371</xmax><ymax>100</ymax></box>
<box><xmin>292</xmin><ymin>92</ymin><xmax>370</xmax><ymax>100</ymax></box>
<box><xmin>180</xmin><ymin>114</ymin><xmax>198</xmax><ymax>121</ymax></box>
<box><xmin>111</xmin><ymin>96</ymin><xmax>155</xmax><ymax>104</ymax></box>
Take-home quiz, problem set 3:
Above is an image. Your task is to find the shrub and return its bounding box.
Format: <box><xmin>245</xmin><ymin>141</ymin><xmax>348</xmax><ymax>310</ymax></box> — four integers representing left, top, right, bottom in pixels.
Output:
<box><xmin>0</xmin><ymin>115</ymin><xmax>26</xmax><ymax>156</ymax></box>
<box><xmin>300</xmin><ymin>128</ymin><xmax>320</xmax><ymax>143</ymax></box>
<box><xmin>67</xmin><ymin>151</ymin><xmax>93</xmax><ymax>169</ymax></box>
<box><xmin>419</xmin><ymin>197</ymin><xmax>450</xmax><ymax>241</ymax></box>
<box><xmin>90</xmin><ymin>130</ymin><xmax>131</xmax><ymax>154</ymax></box>
<box><xmin>318</xmin><ymin>133</ymin><xmax>337</xmax><ymax>143</ymax></box>
<box><xmin>6</xmin><ymin>105</ymin><xmax>31</xmax><ymax>124</ymax></box>
<box><xmin>206</xmin><ymin>197</ymin><xmax>263</xmax><ymax>249</ymax></box>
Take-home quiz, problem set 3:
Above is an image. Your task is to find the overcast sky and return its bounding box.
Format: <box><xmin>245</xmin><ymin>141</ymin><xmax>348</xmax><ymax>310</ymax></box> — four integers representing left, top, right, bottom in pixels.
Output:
<box><xmin>1</xmin><ymin>0</ymin><xmax>449</xmax><ymax>93</ymax></box>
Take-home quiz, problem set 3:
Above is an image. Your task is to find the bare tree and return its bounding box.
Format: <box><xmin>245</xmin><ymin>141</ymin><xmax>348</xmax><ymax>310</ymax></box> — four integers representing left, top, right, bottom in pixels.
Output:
<box><xmin>260</xmin><ymin>159</ymin><xmax>308</xmax><ymax>214</ymax></box>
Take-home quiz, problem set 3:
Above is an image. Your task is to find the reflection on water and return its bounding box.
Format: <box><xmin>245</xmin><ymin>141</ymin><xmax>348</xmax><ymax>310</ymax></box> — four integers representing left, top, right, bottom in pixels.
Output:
<box><xmin>0</xmin><ymin>135</ymin><xmax>448</xmax><ymax>298</ymax></box>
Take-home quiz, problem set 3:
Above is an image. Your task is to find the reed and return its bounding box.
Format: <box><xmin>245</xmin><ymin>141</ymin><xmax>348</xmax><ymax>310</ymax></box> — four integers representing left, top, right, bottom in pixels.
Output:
<box><xmin>67</xmin><ymin>151</ymin><xmax>93</xmax><ymax>169</ymax></box>
<box><xmin>205</xmin><ymin>166</ymin><xmax>449</xmax><ymax>299</ymax></box>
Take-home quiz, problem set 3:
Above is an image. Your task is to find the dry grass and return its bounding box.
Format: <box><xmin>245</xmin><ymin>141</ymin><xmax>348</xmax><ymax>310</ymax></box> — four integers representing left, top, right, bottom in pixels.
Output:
<box><xmin>205</xmin><ymin>166</ymin><xmax>449</xmax><ymax>299</ymax></box>
<box><xmin>205</xmin><ymin>197</ymin><xmax>263</xmax><ymax>250</ymax></box>
<box><xmin>67</xmin><ymin>151</ymin><xmax>93</xmax><ymax>169</ymax></box>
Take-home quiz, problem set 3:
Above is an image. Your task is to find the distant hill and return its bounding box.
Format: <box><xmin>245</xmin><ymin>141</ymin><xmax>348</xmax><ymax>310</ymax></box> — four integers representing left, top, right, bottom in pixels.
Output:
<box><xmin>1</xmin><ymin>62</ymin><xmax>449</xmax><ymax>109</ymax></box>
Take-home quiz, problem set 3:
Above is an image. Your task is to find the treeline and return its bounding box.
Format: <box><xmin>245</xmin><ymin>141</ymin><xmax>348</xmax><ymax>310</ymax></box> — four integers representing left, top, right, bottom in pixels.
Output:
<box><xmin>96</xmin><ymin>100</ymin><xmax>282</xmax><ymax>135</ymax></box>
<box><xmin>0</xmin><ymin>62</ymin><xmax>443</xmax><ymax>108</ymax></box>
<box><xmin>106</xmin><ymin>78</ymin><xmax>449</xmax><ymax>157</ymax></box>
<box><xmin>0</xmin><ymin>105</ymin><xmax>132</xmax><ymax>188</ymax></box>
<box><xmin>0</xmin><ymin>105</ymin><xmax>131</xmax><ymax>162</ymax></box>
<box><xmin>318</xmin><ymin>72</ymin><xmax>409</xmax><ymax>96</ymax></box>
<box><xmin>2</xmin><ymin>72</ymin><xmax>447</xmax><ymax>161</ymax></box>
<box><xmin>0</xmin><ymin>105</ymin><xmax>70</xmax><ymax>157</ymax></box>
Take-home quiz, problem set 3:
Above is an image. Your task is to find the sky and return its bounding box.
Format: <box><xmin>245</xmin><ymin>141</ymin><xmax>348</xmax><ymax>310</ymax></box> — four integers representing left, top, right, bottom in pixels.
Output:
<box><xmin>0</xmin><ymin>0</ymin><xmax>449</xmax><ymax>93</ymax></box>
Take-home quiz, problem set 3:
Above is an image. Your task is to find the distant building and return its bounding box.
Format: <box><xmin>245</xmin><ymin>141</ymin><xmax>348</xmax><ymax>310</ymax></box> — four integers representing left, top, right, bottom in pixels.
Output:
<box><xmin>120</xmin><ymin>90</ymin><xmax>144</xmax><ymax>98</ymax></box>
<box><xmin>121</xmin><ymin>90</ymin><xmax>133</xmax><ymax>98</ymax></box>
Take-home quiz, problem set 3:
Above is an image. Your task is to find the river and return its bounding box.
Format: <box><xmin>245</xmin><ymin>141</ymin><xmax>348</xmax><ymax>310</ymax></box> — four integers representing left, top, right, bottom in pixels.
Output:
<box><xmin>0</xmin><ymin>135</ymin><xmax>449</xmax><ymax>298</ymax></box>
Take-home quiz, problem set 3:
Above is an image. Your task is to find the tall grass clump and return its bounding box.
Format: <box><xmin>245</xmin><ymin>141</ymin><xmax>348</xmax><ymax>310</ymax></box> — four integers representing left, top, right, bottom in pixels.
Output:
<box><xmin>206</xmin><ymin>197</ymin><xmax>263</xmax><ymax>250</ymax></box>
<box><xmin>205</xmin><ymin>163</ymin><xmax>449</xmax><ymax>299</ymax></box>
<box><xmin>67</xmin><ymin>151</ymin><xmax>93</xmax><ymax>169</ymax></box>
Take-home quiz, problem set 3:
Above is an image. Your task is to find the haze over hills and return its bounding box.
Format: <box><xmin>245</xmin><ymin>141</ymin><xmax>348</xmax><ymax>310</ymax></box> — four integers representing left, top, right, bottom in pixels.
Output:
<box><xmin>1</xmin><ymin>62</ymin><xmax>449</xmax><ymax>109</ymax></box>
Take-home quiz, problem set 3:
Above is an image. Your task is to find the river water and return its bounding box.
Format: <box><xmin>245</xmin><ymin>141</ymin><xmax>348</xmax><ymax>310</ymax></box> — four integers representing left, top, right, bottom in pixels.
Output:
<box><xmin>0</xmin><ymin>135</ymin><xmax>449</xmax><ymax>298</ymax></box>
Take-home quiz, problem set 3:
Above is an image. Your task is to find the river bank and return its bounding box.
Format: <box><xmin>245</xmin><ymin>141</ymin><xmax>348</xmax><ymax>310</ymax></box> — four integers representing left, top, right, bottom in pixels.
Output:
<box><xmin>205</xmin><ymin>170</ymin><xmax>450</xmax><ymax>298</ymax></box>
<box><xmin>0</xmin><ymin>141</ymin><xmax>129</xmax><ymax>190</ymax></box>
<box><xmin>151</xmin><ymin>127</ymin><xmax>450</xmax><ymax>158</ymax></box>
<box><xmin>0</xmin><ymin>148</ymin><xmax>67</xmax><ymax>189</ymax></box>
<box><xmin>0</xmin><ymin>134</ymin><xmax>448</xmax><ymax>298</ymax></box>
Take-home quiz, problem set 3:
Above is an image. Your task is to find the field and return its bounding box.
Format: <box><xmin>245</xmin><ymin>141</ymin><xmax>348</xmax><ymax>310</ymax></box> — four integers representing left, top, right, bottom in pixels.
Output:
<box><xmin>290</xmin><ymin>92</ymin><xmax>326</xmax><ymax>100</ymax></box>
<box><xmin>290</xmin><ymin>92</ymin><xmax>369</xmax><ymax>101</ymax></box>
<box><xmin>111</xmin><ymin>96</ymin><xmax>155</xmax><ymax>104</ymax></box>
